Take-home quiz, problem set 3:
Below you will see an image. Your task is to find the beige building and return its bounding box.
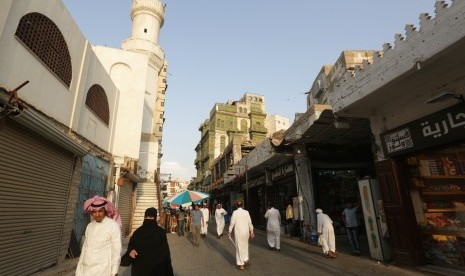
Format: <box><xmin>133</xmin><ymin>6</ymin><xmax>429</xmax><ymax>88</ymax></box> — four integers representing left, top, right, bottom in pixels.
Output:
<box><xmin>265</xmin><ymin>114</ymin><xmax>290</xmax><ymax>137</ymax></box>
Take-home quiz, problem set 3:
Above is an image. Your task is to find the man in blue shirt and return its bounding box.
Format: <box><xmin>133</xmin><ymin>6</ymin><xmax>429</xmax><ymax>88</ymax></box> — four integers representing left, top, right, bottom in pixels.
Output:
<box><xmin>342</xmin><ymin>200</ymin><xmax>361</xmax><ymax>255</ymax></box>
<box><xmin>190</xmin><ymin>204</ymin><xmax>204</xmax><ymax>246</ymax></box>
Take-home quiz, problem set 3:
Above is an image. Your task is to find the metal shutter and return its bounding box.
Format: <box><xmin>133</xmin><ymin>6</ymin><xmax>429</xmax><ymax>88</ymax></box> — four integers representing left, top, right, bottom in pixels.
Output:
<box><xmin>0</xmin><ymin>122</ymin><xmax>74</xmax><ymax>276</ymax></box>
<box><xmin>118</xmin><ymin>180</ymin><xmax>134</xmax><ymax>237</ymax></box>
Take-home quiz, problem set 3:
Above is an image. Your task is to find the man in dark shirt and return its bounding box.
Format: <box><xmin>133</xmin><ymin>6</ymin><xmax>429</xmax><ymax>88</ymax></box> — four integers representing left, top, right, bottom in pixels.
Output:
<box><xmin>127</xmin><ymin>207</ymin><xmax>174</xmax><ymax>276</ymax></box>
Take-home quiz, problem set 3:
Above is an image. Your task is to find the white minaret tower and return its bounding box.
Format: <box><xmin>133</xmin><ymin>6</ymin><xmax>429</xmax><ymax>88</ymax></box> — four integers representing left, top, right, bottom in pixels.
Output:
<box><xmin>122</xmin><ymin>0</ymin><xmax>165</xmax><ymax>70</ymax></box>
<box><xmin>121</xmin><ymin>0</ymin><xmax>167</xmax><ymax>233</ymax></box>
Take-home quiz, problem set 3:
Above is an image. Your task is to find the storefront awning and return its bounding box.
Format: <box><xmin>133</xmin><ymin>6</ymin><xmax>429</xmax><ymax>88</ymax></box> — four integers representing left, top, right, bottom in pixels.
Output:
<box><xmin>286</xmin><ymin>108</ymin><xmax>372</xmax><ymax>147</ymax></box>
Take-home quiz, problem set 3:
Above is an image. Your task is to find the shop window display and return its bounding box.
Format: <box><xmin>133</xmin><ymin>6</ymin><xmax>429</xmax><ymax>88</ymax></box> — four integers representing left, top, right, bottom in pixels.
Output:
<box><xmin>405</xmin><ymin>144</ymin><xmax>465</xmax><ymax>268</ymax></box>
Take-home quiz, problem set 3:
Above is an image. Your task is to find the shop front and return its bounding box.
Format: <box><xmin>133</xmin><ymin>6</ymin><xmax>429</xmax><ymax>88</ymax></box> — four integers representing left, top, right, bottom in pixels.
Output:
<box><xmin>243</xmin><ymin>174</ymin><xmax>266</xmax><ymax>229</ymax></box>
<box><xmin>379</xmin><ymin>103</ymin><xmax>465</xmax><ymax>269</ymax></box>
<box><xmin>314</xmin><ymin>169</ymin><xmax>366</xmax><ymax>235</ymax></box>
<box><xmin>270</xmin><ymin>162</ymin><xmax>300</xmax><ymax>236</ymax></box>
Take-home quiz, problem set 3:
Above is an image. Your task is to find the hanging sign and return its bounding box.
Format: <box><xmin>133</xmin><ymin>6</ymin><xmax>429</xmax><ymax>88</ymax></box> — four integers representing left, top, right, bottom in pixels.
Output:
<box><xmin>380</xmin><ymin>103</ymin><xmax>465</xmax><ymax>157</ymax></box>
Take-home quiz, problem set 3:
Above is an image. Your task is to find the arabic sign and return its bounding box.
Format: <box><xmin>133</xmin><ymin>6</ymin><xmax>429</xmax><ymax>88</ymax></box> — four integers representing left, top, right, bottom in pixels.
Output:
<box><xmin>380</xmin><ymin>104</ymin><xmax>465</xmax><ymax>157</ymax></box>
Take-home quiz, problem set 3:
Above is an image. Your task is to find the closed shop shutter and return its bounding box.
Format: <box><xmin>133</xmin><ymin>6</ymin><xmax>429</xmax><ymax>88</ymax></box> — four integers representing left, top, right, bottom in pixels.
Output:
<box><xmin>0</xmin><ymin>122</ymin><xmax>74</xmax><ymax>276</ymax></box>
<box><xmin>118</xmin><ymin>180</ymin><xmax>134</xmax><ymax>237</ymax></box>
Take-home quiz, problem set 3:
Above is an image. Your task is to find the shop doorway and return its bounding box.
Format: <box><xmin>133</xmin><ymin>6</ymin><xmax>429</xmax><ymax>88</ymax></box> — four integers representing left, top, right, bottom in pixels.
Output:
<box><xmin>314</xmin><ymin>169</ymin><xmax>365</xmax><ymax>235</ymax></box>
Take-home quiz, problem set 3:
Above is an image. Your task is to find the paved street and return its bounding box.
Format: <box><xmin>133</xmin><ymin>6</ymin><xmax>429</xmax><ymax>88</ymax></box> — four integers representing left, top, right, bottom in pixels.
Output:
<box><xmin>118</xmin><ymin>222</ymin><xmax>427</xmax><ymax>276</ymax></box>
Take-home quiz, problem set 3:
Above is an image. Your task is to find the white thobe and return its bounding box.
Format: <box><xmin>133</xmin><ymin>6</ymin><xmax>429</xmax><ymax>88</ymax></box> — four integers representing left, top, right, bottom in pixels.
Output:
<box><xmin>229</xmin><ymin>208</ymin><xmax>254</xmax><ymax>266</ymax></box>
<box><xmin>317</xmin><ymin>213</ymin><xmax>336</xmax><ymax>254</ymax></box>
<box><xmin>215</xmin><ymin>208</ymin><xmax>227</xmax><ymax>236</ymax></box>
<box><xmin>200</xmin><ymin>207</ymin><xmax>210</xmax><ymax>235</ymax></box>
<box><xmin>76</xmin><ymin>217</ymin><xmax>122</xmax><ymax>276</ymax></box>
<box><xmin>264</xmin><ymin>207</ymin><xmax>281</xmax><ymax>249</ymax></box>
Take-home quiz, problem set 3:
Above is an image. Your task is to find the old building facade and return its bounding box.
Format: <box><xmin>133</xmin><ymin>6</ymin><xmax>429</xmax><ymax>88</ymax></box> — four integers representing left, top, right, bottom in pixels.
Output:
<box><xmin>194</xmin><ymin>93</ymin><xmax>269</xmax><ymax>191</ymax></box>
<box><xmin>330</xmin><ymin>1</ymin><xmax>465</xmax><ymax>270</ymax></box>
<box><xmin>0</xmin><ymin>0</ymin><xmax>168</xmax><ymax>274</ymax></box>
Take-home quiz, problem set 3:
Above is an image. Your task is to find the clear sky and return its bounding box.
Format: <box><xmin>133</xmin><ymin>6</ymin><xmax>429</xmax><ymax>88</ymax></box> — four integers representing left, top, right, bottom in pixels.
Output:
<box><xmin>62</xmin><ymin>0</ymin><xmax>436</xmax><ymax>180</ymax></box>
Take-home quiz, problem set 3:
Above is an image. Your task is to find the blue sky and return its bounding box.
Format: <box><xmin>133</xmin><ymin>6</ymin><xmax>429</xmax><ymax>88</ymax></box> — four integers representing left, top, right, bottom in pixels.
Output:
<box><xmin>63</xmin><ymin>0</ymin><xmax>436</xmax><ymax>180</ymax></box>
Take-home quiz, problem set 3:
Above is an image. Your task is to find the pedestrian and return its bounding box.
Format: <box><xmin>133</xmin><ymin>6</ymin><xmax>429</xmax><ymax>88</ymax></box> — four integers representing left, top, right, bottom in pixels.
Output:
<box><xmin>214</xmin><ymin>203</ymin><xmax>227</xmax><ymax>238</ymax></box>
<box><xmin>190</xmin><ymin>204</ymin><xmax>204</xmax><ymax>246</ymax></box>
<box><xmin>228</xmin><ymin>200</ymin><xmax>254</xmax><ymax>271</ymax></box>
<box><xmin>316</xmin><ymin>208</ymin><xmax>336</xmax><ymax>258</ymax></box>
<box><xmin>125</xmin><ymin>207</ymin><xmax>174</xmax><ymax>276</ymax></box>
<box><xmin>76</xmin><ymin>196</ymin><xmax>122</xmax><ymax>276</ymax></box>
<box><xmin>285</xmin><ymin>202</ymin><xmax>294</xmax><ymax>235</ymax></box>
<box><xmin>342</xmin><ymin>200</ymin><xmax>361</xmax><ymax>255</ymax></box>
<box><xmin>200</xmin><ymin>202</ymin><xmax>210</xmax><ymax>237</ymax></box>
<box><xmin>264</xmin><ymin>203</ymin><xmax>281</xmax><ymax>251</ymax></box>
<box><xmin>177</xmin><ymin>207</ymin><xmax>186</xmax><ymax>236</ymax></box>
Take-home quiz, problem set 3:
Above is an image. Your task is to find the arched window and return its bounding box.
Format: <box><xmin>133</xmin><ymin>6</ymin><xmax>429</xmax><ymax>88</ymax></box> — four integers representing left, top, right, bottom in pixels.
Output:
<box><xmin>241</xmin><ymin>120</ymin><xmax>247</xmax><ymax>132</ymax></box>
<box><xmin>15</xmin><ymin>13</ymin><xmax>72</xmax><ymax>87</ymax></box>
<box><xmin>85</xmin><ymin>84</ymin><xmax>110</xmax><ymax>125</ymax></box>
<box><xmin>239</xmin><ymin>107</ymin><xmax>243</xmax><ymax>113</ymax></box>
<box><xmin>244</xmin><ymin>108</ymin><xmax>248</xmax><ymax>114</ymax></box>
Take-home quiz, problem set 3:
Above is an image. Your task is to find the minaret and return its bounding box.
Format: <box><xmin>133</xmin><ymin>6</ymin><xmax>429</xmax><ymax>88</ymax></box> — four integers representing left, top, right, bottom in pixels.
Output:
<box><xmin>122</xmin><ymin>0</ymin><xmax>165</xmax><ymax>70</ymax></box>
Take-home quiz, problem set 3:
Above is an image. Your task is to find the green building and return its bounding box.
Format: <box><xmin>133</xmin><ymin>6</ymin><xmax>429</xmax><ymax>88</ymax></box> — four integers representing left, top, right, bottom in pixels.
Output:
<box><xmin>194</xmin><ymin>93</ymin><xmax>268</xmax><ymax>191</ymax></box>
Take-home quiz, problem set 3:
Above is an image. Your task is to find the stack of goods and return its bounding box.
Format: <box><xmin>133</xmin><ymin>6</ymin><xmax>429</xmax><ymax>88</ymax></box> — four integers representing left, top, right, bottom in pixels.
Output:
<box><xmin>423</xmin><ymin>184</ymin><xmax>464</xmax><ymax>192</ymax></box>
<box><xmin>419</xmin><ymin>160</ymin><xmax>432</xmax><ymax>176</ymax></box>
<box><xmin>425</xmin><ymin>201</ymin><xmax>453</xmax><ymax>209</ymax></box>
<box><xmin>422</xmin><ymin>235</ymin><xmax>463</xmax><ymax>267</ymax></box>
<box><xmin>428</xmin><ymin>159</ymin><xmax>444</xmax><ymax>176</ymax></box>
<box><xmin>453</xmin><ymin>201</ymin><xmax>465</xmax><ymax>211</ymax></box>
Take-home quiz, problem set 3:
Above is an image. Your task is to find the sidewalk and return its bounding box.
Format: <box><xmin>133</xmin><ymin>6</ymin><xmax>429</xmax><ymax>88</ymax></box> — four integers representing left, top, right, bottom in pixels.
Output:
<box><xmin>32</xmin><ymin>223</ymin><xmax>464</xmax><ymax>276</ymax></box>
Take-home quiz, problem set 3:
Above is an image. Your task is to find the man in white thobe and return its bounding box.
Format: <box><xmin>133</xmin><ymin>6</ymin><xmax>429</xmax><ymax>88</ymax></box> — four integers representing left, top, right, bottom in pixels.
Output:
<box><xmin>228</xmin><ymin>201</ymin><xmax>254</xmax><ymax>270</ymax></box>
<box><xmin>200</xmin><ymin>203</ymin><xmax>210</xmax><ymax>237</ymax></box>
<box><xmin>215</xmin><ymin>203</ymin><xmax>227</xmax><ymax>238</ymax></box>
<box><xmin>316</xmin><ymin>208</ymin><xmax>336</xmax><ymax>258</ymax></box>
<box><xmin>264</xmin><ymin>203</ymin><xmax>281</xmax><ymax>251</ymax></box>
<box><xmin>76</xmin><ymin>196</ymin><xmax>122</xmax><ymax>276</ymax></box>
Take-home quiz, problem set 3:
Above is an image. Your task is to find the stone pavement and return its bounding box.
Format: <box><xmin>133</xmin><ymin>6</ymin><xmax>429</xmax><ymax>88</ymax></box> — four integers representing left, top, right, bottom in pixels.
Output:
<box><xmin>34</xmin><ymin>221</ymin><xmax>459</xmax><ymax>276</ymax></box>
<box><xmin>119</xmin><ymin>222</ymin><xmax>432</xmax><ymax>276</ymax></box>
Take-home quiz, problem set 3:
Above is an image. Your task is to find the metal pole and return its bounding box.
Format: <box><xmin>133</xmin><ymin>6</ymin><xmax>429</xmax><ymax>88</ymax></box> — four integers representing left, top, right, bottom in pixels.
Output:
<box><xmin>245</xmin><ymin>163</ymin><xmax>248</xmax><ymax>209</ymax></box>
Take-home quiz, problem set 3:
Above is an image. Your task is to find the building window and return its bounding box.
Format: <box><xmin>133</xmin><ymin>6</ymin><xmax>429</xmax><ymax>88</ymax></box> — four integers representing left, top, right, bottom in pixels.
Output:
<box><xmin>159</xmin><ymin>114</ymin><xmax>163</xmax><ymax>119</ymax></box>
<box><xmin>159</xmin><ymin>126</ymin><xmax>163</xmax><ymax>132</ymax></box>
<box><xmin>244</xmin><ymin>108</ymin><xmax>247</xmax><ymax>114</ymax></box>
<box><xmin>220</xmin><ymin>136</ymin><xmax>226</xmax><ymax>152</ymax></box>
<box><xmin>217</xmin><ymin>119</ymin><xmax>221</xmax><ymax>127</ymax></box>
<box><xmin>85</xmin><ymin>84</ymin><xmax>110</xmax><ymax>125</ymax></box>
<box><xmin>241</xmin><ymin>120</ymin><xmax>247</xmax><ymax>132</ymax></box>
<box><xmin>229</xmin><ymin>121</ymin><xmax>233</xmax><ymax>127</ymax></box>
<box><xmin>239</xmin><ymin>107</ymin><xmax>243</xmax><ymax>113</ymax></box>
<box><xmin>161</xmin><ymin>101</ymin><xmax>165</xmax><ymax>107</ymax></box>
<box><xmin>15</xmin><ymin>12</ymin><xmax>72</xmax><ymax>87</ymax></box>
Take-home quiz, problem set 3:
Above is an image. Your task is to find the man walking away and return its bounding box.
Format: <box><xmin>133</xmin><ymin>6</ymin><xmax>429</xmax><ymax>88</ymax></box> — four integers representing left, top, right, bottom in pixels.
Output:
<box><xmin>76</xmin><ymin>196</ymin><xmax>122</xmax><ymax>276</ymax></box>
<box><xmin>228</xmin><ymin>201</ymin><xmax>254</xmax><ymax>271</ymax></box>
<box><xmin>200</xmin><ymin>203</ymin><xmax>210</xmax><ymax>237</ymax></box>
<box><xmin>177</xmin><ymin>207</ymin><xmax>186</xmax><ymax>236</ymax></box>
<box><xmin>264</xmin><ymin>203</ymin><xmax>281</xmax><ymax>251</ymax></box>
<box><xmin>190</xmin><ymin>204</ymin><xmax>204</xmax><ymax>246</ymax></box>
<box><xmin>342</xmin><ymin>200</ymin><xmax>361</xmax><ymax>255</ymax></box>
<box><xmin>214</xmin><ymin>203</ymin><xmax>227</xmax><ymax>238</ymax></box>
<box><xmin>126</xmin><ymin>207</ymin><xmax>174</xmax><ymax>276</ymax></box>
<box><xmin>316</xmin><ymin>208</ymin><xmax>336</xmax><ymax>258</ymax></box>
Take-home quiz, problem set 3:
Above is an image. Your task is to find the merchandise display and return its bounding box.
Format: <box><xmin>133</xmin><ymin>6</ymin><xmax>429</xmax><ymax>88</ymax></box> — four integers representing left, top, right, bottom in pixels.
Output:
<box><xmin>405</xmin><ymin>144</ymin><xmax>465</xmax><ymax>268</ymax></box>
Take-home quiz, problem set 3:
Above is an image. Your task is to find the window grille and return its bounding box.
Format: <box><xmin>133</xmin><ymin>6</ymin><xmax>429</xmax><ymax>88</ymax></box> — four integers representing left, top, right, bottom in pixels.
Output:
<box><xmin>85</xmin><ymin>84</ymin><xmax>110</xmax><ymax>125</ymax></box>
<box><xmin>15</xmin><ymin>13</ymin><xmax>72</xmax><ymax>87</ymax></box>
